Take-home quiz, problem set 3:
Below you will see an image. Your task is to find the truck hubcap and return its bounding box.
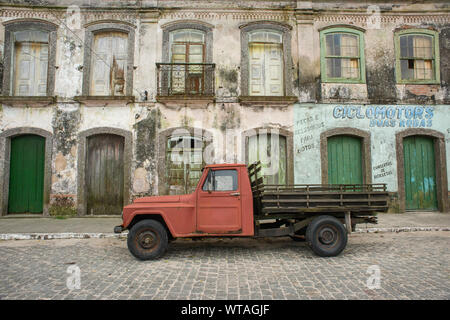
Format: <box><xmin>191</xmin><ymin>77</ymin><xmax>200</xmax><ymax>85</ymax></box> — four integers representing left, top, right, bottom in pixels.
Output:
<box><xmin>318</xmin><ymin>226</ymin><xmax>337</xmax><ymax>245</ymax></box>
<box><xmin>138</xmin><ymin>230</ymin><xmax>159</xmax><ymax>250</ymax></box>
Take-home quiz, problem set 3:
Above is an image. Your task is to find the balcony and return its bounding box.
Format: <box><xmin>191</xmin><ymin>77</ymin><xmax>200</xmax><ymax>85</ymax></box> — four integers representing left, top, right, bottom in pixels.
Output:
<box><xmin>156</xmin><ymin>63</ymin><xmax>215</xmax><ymax>105</ymax></box>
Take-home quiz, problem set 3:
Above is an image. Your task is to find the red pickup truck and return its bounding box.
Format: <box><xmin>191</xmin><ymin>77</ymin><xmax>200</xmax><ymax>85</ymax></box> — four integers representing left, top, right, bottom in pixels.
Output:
<box><xmin>114</xmin><ymin>162</ymin><xmax>388</xmax><ymax>260</ymax></box>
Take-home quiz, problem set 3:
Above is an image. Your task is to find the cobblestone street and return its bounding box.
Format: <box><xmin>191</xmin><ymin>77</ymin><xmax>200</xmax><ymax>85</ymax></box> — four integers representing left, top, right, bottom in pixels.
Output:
<box><xmin>0</xmin><ymin>231</ymin><xmax>448</xmax><ymax>300</ymax></box>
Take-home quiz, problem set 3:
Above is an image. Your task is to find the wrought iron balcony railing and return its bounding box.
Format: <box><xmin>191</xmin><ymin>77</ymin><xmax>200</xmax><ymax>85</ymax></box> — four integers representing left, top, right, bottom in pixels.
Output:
<box><xmin>156</xmin><ymin>63</ymin><xmax>215</xmax><ymax>97</ymax></box>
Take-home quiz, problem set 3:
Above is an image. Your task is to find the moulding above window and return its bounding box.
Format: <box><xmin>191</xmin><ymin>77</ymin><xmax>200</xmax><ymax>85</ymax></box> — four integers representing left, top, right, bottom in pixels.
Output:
<box><xmin>239</xmin><ymin>20</ymin><xmax>293</xmax><ymax>31</ymax></box>
<box><xmin>0</xmin><ymin>96</ymin><xmax>56</xmax><ymax>108</ymax></box>
<box><xmin>318</xmin><ymin>24</ymin><xmax>366</xmax><ymax>33</ymax></box>
<box><xmin>83</xmin><ymin>19</ymin><xmax>137</xmax><ymax>29</ymax></box>
<box><xmin>393</xmin><ymin>25</ymin><xmax>439</xmax><ymax>33</ymax></box>
<box><xmin>2</xmin><ymin>18</ymin><xmax>59</xmax><ymax>29</ymax></box>
<box><xmin>161</xmin><ymin>20</ymin><xmax>214</xmax><ymax>30</ymax></box>
<box><xmin>238</xmin><ymin>96</ymin><xmax>298</xmax><ymax>107</ymax></box>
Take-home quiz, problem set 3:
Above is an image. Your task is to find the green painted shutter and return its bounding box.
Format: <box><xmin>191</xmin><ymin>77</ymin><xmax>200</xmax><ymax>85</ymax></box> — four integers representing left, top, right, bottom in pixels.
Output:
<box><xmin>403</xmin><ymin>136</ymin><xmax>437</xmax><ymax>210</ymax></box>
<box><xmin>8</xmin><ymin>135</ymin><xmax>45</xmax><ymax>213</ymax></box>
<box><xmin>327</xmin><ymin>135</ymin><xmax>363</xmax><ymax>185</ymax></box>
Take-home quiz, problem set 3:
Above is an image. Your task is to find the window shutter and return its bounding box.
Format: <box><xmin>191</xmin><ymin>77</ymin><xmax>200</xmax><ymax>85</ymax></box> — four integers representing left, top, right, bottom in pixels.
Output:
<box><xmin>91</xmin><ymin>32</ymin><xmax>128</xmax><ymax>96</ymax></box>
<box><xmin>91</xmin><ymin>36</ymin><xmax>109</xmax><ymax>95</ymax></box>
<box><xmin>249</xmin><ymin>43</ymin><xmax>264</xmax><ymax>96</ymax></box>
<box><xmin>14</xmin><ymin>43</ymin><xmax>34</xmax><ymax>96</ymax></box>
<box><xmin>36</xmin><ymin>44</ymin><xmax>48</xmax><ymax>96</ymax></box>
<box><xmin>265</xmin><ymin>44</ymin><xmax>283</xmax><ymax>96</ymax></box>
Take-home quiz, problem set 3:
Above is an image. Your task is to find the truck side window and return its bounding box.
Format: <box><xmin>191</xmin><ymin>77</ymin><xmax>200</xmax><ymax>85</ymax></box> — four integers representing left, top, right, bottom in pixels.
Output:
<box><xmin>202</xmin><ymin>169</ymin><xmax>238</xmax><ymax>191</ymax></box>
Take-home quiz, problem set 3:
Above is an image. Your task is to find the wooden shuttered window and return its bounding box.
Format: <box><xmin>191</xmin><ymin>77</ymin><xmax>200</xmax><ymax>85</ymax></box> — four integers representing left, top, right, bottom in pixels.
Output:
<box><xmin>90</xmin><ymin>31</ymin><xmax>128</xmax><ymax>96</ymax></box>
<box><xmin>12</xmin><ymin>30</ymin><xmax>49</xmax><ymax>96</ymax></box>
<box><xmin>248</xmin><ymin>30</ymin><xmax>283</xmax><ymax>96</ymax></box>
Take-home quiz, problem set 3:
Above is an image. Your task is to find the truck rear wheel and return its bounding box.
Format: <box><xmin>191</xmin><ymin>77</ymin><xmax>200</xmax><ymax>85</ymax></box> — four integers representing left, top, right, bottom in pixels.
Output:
<box><xmin>127</xmin><ymin>220</ymin><xmax>169</xmax><ymax>260</ymax></box>
<box><xmin>306</xmin><ymin>215</ymin><xmax>347</xmax><ymax>257</ymax></box>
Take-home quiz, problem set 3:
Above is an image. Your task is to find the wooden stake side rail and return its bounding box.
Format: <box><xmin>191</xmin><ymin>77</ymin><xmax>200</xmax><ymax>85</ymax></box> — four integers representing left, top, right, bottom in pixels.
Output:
<box><xmin>247</xmin><ymin>161</ymin><xmax>389</xmax><ymax>216</ymax></box>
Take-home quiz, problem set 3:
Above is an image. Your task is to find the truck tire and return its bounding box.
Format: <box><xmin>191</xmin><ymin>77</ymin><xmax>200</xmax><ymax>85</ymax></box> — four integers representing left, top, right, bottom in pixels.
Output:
<box><xmin>305</xmin><ymin>215</ymin><xmax>348</xmax><ymax>257</ymax></box>
<box><xmin>127</xmin><ymin>219</ymin><xmax>169</xmax><ymax>260</ymax></box>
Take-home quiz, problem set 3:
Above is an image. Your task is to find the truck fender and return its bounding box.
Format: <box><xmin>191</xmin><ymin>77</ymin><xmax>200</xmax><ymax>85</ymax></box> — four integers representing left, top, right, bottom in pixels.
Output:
<box><xmin>125</xmin><ymin>211</ymin><xmax>175</xmax><ymax>239</ymax></box>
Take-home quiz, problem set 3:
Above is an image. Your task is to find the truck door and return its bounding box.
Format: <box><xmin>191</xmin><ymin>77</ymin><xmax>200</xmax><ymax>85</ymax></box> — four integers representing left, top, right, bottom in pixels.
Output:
<box><xmin>196</xmin><ymin>168</ymin><xmax>242</xmax><ymax>233</ymax></box>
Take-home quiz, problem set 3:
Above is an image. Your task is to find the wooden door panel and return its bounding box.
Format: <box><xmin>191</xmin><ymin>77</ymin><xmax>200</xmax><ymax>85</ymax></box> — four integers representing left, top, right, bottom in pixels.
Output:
<box><xmin>328</xmin><ymin>135</ymin><xmax>363</xmax><ymax>185</ymax></box>
<box><xmin>86</xmin><ymin>134</ymin><xmax>124</xmax><ymax>215</ymax></box>
<box><xmin>8</xmin><ymin>135</ymin><xmax>45</xmax><ymax>213</ymax></box>
<box><xmin>403</xmin><ymin>136</ymin><xmax>437</xmax><ymax>210</ymax></box>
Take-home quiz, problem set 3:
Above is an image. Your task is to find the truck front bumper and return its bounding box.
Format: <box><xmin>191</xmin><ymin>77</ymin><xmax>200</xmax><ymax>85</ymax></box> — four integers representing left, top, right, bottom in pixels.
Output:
<box><xmin>114</xmin><ymin>225</ymin><xmax>124</xmax><ymax>233</ymax></box>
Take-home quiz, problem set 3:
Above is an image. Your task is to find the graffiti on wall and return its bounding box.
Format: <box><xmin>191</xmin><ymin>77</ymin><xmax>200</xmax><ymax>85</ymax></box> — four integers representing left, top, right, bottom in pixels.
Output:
<box><xmin>373</xmin><ymin>161</ymin><xmax>393</xmax><ymax>180</ymax></box>
<box><xmin>295</xmin><ymin>115</ymin><xmax>324</xmax><ymax>153</ymax></box>
<box><xmin>332</xmin><ymin>106</ymin><xmax>434</xmax><ymax>128</ymax></box>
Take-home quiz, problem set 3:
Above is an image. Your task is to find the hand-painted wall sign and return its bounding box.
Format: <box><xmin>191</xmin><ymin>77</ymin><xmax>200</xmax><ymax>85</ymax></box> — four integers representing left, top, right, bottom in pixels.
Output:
<box><xmin>332</xmin><ymin>106</ymin><xmax>434</xmax><ymax>128</ymax></box>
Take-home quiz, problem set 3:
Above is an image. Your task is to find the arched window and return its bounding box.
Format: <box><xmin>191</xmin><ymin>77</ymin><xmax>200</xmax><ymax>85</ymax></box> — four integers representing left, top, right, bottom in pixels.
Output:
<box><xmin>159</xmin><ymin>22</ymin><xmax>214</xmax><ymax>97</ymax></box>
<box><xmin>166</xmin><ymin>135</ymin><xmax>205</xmax><ymax>194</ymax></box>
<box><xmin>168</xmin><ymin>29</ymin><xmax>206</xmax><ymax>94</ymax></box>
<box><xmin>248</xmin><ymin>29</ymin><xmax>284</xmax><ymax>96</ymax></box>
<box><xmin>82</xmin><ymin>21</ymin><xmax>135</xmax><ymax>97</ymax></box>
<box><xmin>320</xmin><ymin>27</ymin><xmax>366</xmax><ymax>83</ymax></box>
<box><xmin>90</xmin><ymin>31</ymin><xmax>128</xmax><ymax>96</ymax></box>
<box><xmin>2</xmin><ymin>20</ymin><xmax>57</xmax><ymax>96</ymax></box>
<box><xmin>247</xmin><ymin>132</ymin><xmax>287</xmax><ymax>185</ymax></box>
<box><xmin>395</xmin><ymin>29</ymin><xmax>440</xmax><ymax>84</ymax></box>
<box><xmin>240</xmin><ymin>22</ymin><xmax>293</xmax><ymax>97</ymax></box>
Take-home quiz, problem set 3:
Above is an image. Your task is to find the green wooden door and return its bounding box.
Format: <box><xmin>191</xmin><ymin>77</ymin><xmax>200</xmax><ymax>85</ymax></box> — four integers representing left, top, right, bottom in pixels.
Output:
<box><xmin>327</xmin><ymin>135</ymin><xmax>363</xmax><ymax>185</ymax></box>
<box><xmin>403</xmin><ymin>136</ymin><xmax>437</xmax><ymax>210</ymax></box>
<box><xmin>86</xmin><ymin>134</ymin><xmax>124</xmax><ymax>215</ymax></box>
<box><xmin>8</xmin><ymin>135</ymin><xmax>45</xmax><ymax>213</ymax></box>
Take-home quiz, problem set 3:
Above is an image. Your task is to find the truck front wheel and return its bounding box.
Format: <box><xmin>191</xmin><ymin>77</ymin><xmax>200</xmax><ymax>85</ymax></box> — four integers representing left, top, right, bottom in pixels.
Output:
<box><xmin>127</xmin><ymin>220</ymin><xmax>169</xmax><ymax>260</ymax></box>
<box><xmin>306</xmin><ymin>215</ymin><xmax>348</xmax><ymax>257</ymax></box>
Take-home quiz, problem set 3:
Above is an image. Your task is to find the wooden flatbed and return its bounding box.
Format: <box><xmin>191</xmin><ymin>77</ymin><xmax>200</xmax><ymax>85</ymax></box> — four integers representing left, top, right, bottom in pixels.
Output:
<box><xmin>247</xmin><ymin>161</ymin><xmax>389</xmax><ymax>235</ymax></box>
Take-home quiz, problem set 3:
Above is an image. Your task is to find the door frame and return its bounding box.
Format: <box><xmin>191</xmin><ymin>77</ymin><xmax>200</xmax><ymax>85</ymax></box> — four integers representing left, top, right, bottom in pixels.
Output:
<box><xmin>0</xmin><ymin>127</ymin><xmax>52</xmax><ymax>216</ymax></box>
<box><xmin>320</xmin><ymin>127</ymin><xmax>372</xmax><ymax>185</ymax></box>
<box><xmin>77</xmin><ymin>127</ymin><xmax>132</xmax><ymax>216</ymax></box>
<box><xmin>396</xmin><ymin>128</ymin><xmax>448</xmax><ymax>213</ymax></box>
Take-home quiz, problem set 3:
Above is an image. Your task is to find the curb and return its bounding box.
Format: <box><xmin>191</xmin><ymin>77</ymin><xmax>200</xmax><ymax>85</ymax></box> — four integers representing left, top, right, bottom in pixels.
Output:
<box><xmin>0</xmin><ymin>227</ymin><xmax>449</xmax><ymax>240</ymax></box>
<box><xmin>354</xmin><ymin>226</ymin><xmax>450</xmax><ymax>233</ymax></box>
<box><xmin>0</xmin><ymin>232</ymin><xmax>128</xmax><ymax>241</ymax></box>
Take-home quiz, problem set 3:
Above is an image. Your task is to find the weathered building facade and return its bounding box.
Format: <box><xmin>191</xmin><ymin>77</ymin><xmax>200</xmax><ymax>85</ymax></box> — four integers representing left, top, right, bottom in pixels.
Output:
<box><xmin>0</xmin><ymin>0</ymin><xmax>448</xmax><ymax>217</ymax></box>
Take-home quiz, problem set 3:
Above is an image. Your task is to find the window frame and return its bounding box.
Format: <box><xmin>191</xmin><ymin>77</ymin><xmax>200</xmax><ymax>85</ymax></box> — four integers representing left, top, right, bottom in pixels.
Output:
<box><xmin>2</xmin><ymin>19</ymin><xmax>57</xmax><ymax>97</ymax></box>
<box><xmin>201</xmin><ymin>169</ymin><xmax>238</xmax><ymax>192</ymax></box>
<box><xmin>242</xmin><ymin>127</ymin><xmax>294</xmax><ymax>186</ymax></box>
<box><xmin>81</xmin><ymin>21</ymin><xmax>135</xmax><ymax>97</ymax></box>
<box><xmin>240</xmin><ymin>21</ymin><xmax>293</xmax><ymax>97</ymax></box>
<box><xmin>166</xmin><ymin>135</ymin><xmax>206</xmax><ymax>194</ymax></box>
<box><xmin>158</xmin><ymin>127</ymin><xmax>214</xmax><ymax>196</ymax></box>
<box><xmin>162</xmin><ymin>23</ymin><xmax>213</xmax><ymax>64</ymax></box>
<box><xmin>394</xmin><ymin>28</ymin><xmax>440</xmax><ymax>85</ymax></box>
<box><xmin>320</xmin><ymin>27</ymin><xmax>366</xmax><ymax>84</ymax></box>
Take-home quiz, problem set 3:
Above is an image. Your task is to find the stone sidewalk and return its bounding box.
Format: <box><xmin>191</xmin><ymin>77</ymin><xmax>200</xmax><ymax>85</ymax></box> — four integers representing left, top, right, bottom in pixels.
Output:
<box><xmin>0</xmin><ymin>212</ymin><xmax>448</xmax><ymax>240</ymax></box>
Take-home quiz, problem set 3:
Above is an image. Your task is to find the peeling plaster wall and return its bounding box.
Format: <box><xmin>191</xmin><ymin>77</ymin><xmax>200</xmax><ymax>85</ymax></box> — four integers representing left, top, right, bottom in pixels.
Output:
<box><xmin>0</xmin><ymin>1</ymin><xmax>448</xmax><ymax>215</ymax></box>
